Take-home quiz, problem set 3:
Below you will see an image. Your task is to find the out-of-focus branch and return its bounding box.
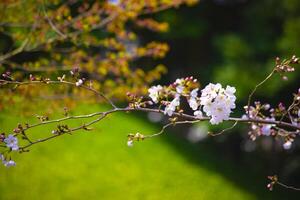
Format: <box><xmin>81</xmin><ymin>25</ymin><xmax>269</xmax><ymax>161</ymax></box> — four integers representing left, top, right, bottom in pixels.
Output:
<box><xmin>0</xmin><ymin>38</ymin><xmax>29</xmax><ymax>63</ymax></box>
<box><xmin>0</xmin><ymin>79</ymin><xmax>117</xmax><ymax>108</ymax></box>
<box><xmin>42</xmin><ymin>0</ymin><xmax>67</xmax><ymax>39</ymax></box>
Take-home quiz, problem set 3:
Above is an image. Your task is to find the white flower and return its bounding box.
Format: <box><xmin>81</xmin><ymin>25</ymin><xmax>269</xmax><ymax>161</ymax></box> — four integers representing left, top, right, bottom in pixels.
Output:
<box><xmin>210</xmin><ymin>116</ymin><xmax>224</xmax><ymax>125</ymax></box>
<box><xmin>264</xmin><ymin>104</ymin><xmax>271</xmax><ymax>110</ymax></box>
<box><xmin>188</xmin><ymin>98</ymin><xmax>199</xmax><ymax>110</ymax></box>
<box><xmin>164</xmin><ymin>97</ymin><xmax>180</xmax><ymax>116</ymax></box>
<box><xmin>225</xmin><ymin>85</ymin><xmax>236</xmax><ymax>96</ymax></box>
<box><xmin>202</xmin><ymin>101</ymin><xmax>213</xmax><ymax>116</ymax></box>
<box><xmin>148</xmin><ymin>85</ymin><xmax>163</xmax><ymax>103</ymax></box>
<box><xmin>4</xmin><ymin>134</ymin><xmax>19</xmax><ymax>151</ymax></box>
<box><xmin>127</xmin><ymin>140</ymin><xmax>133</xmax><ymax>147</ymax></box>
<box><xmin>190</xmin><ymin>88</ymin><xmax>199</xmax><ymax>98</ymax></box>
<box><xmin>3</xmin><ymin>160</ymin><xmax>16</xmax><ymax>167</ymax></box>
<box><xmin>176</xmin><ymin>85</ymin><xmax>184</xmax><ymax>94</ymax></box>
<box><xmin>1</xmin><ymin>153</ymin><xmax>16</xmax><ymax>167</ymax></box>
<box><xmin>194</xmin><ymin>110</ymin><xmax>203</xmax><ymax>118</ymax></box>
<box><xmin>241</xmin><ymin>114</ymin><xmax>248</xmax><ymax>119</ymax></box>
<box><xmin>201</xmin><ymin>83</ymin><xmax>221</xmax><ymax>99</ymax></box>
<box><xmin>75</xmin><ymin>79</ymin><xmax>83</xmax><ymax>87</ymax></box>
<box><xmin>170</xmin><ymin>97</ymin><xmax>180</xmax><ymax>107</ymax></box>
<box><xmin>261</xmin><ymin>125</ymin><xmax>272</xmax><ymax>136</ymax></box>
<box><xmin>175</xmin><ymin>78</ymin><xmax>184</xmax><ymax>85</ymax></box>
<box><xmin>298</xmin><ymin>109</ymin><xmax>300</xmax><ymax>117</ymax></box>
<box><xmin>200</xmin><ymin>83</ymin><xmax>236</xmax><ymax>125</ymax></box>
<box><xmin>283</xmin><ymin>141</ymin><xmax>292</xmax><ymax>150</ymax></box>
<box><xmin>164</xmin><ymin>106</ymin><xmax>175</xmax><ymax>116</ymax></box>
<box><xmin>209</xmin><ymin>103</ymin><xmax>230</xmax><ymax>124</ymax></box>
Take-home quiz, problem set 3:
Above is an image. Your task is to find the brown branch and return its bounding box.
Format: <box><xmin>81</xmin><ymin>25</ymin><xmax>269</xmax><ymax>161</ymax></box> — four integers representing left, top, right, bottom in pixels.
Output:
<box><xmin>42</xmin><ymin>0</ymin><xmax>67</xmax><ymax>39</ymax></box>
<box><xmin>13</xmin><ymin>106</ymin><xmax>299</xmax><ymax>151</ymax></box>
<box><xmin>1</xmin><ymin>78</ymin><xmax>299</xmax><ymax>131</ymax></box>
<box><xmin>20</xmin><ymin>113</ymin><xmax>108</xmax><ymax>150</ymax></box>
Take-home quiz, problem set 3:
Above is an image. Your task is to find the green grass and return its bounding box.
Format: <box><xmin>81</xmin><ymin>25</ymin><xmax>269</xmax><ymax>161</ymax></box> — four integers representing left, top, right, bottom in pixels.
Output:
<box><xmin>0</xmin><ymin>104</ymin><xmax>271</xmax><ymax>199</ymax></box>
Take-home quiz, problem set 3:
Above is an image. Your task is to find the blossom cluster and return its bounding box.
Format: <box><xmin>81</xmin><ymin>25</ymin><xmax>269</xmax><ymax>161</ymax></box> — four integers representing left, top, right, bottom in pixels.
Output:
<box><xmin>4</xmin><ymin>134</ymin><xmax>19</xmax><ymax>151</ymax></box>
<box><xmin>0</xmin><ymin>154</ymin><xmax>16</xmax><ymax>168</ymax></box>
<box><xmin>148</xmin><ymin>77</ymin><xmax>237</xmax><ymax>125</ymax></box>
<box><xmin>245</xmin><ymin>89</ymin><xmax>300</xmax><ymax>150</ymax></box>
<box><xmin>200</xmin><ymin>83</ymin><xmax>236</xmax><ymax>124</ymax></box>
<box><xmin>0</xmin><ymin>134</ymin><xmax>18</xmax><ymax>167</ymax></box>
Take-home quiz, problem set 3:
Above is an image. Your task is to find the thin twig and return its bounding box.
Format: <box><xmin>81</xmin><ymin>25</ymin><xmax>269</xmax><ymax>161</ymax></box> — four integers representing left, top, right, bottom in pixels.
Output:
<box><xmin>277</xmin><ymin>182</ymin><xmax>300</xmax><ymax>191</ymax></box>
<box><xmin>20</xmin><ymin>113</ymin><xmax>108</xmax><ymax>150</ymax></box>
<box><xmin>144</xmin><ymin>120</ymin><xmax>200</xmax><ymax>138</ymax></box>
<box><xmin>247</xmin><ymin>69</ymin><xmax>276</xmax><ymax>117</ymax></box>
<box><xmin>209</xmin><ymin>121</ymin><xmax>238</xmax><ymax>136</ymax></box>
<box><xmin>42</xmin><ymin>0</ymin><xmax>67</xmax><ymax>39</ymax></box>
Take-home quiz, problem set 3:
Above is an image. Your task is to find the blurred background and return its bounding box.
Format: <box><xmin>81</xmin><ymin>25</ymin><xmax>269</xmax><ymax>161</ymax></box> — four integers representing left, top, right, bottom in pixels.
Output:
<box><xmin>1</xmin><ymin>0</ymin><xmax>300</xmax><ymax>199</ymax></box>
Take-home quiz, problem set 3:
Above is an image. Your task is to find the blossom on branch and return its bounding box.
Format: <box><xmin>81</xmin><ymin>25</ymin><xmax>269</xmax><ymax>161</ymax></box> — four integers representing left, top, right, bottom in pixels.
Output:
<box><xmin>0</xmin><ymin>154</ymin><xmax>16</xmax><ymax>168</ymax></box>
<box><xmin>164</xmin><ymin>96</ymin><xmax>180</xmax><ymax>116</ymax></box>
<box><xmin>75</xmin><ymin>79</ymin><xmax>83</xmax><ymax>87</ymax></box>
<box><xmin>200</xmin><ymin>83</ymin><xmax>236</xmax><ymax>125</ymax></box>
<box><xmin>3</xmin><ymin>160</ymin><xmax>16</xmax><ymax>167</ymax></box>
<box><xmin>188</xmin><ymin>88</ymin><xmax>199</xmax><ymax>111</ymax></box>
<box><xmin>4</xmin><ymin>134</ymin><xmax>19</xmax><ymax>151</ymax></box>
<box><xmin>148</xmin><ymin>85</ymin><xmax>163</xmax><ymax>103</ymax></box>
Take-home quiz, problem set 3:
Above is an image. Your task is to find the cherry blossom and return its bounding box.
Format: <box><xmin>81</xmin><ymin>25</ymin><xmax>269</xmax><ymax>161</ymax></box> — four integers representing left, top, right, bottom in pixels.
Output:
<box><xmin>4</xmin><ymin>134</ymin><xmax>19</xmax><ymax>151</ymax></box>
<box><xmin>148</xmin><ymin>85</ymin><xmax>163</xmax><ymax>103</ymax></box>
<box><xmin>164</xmin><ymin>97</ymin><xmax>180</xmax><ymax>116</ymax></box>
<box><xmin>75</xmin><ymin>79</ymin><xmax>83</xmax><ymax>87</ymax></box>
<box><xmin>283</xmin><ymin>141</ymin><xmax>292</xmax><ymax>150</ymax></box>
<box><xmin>176</xmin><ymin>85</ymin><xmax>184</xmax><ymax>95</ymax></box>
<box><xmin>188</xmin><ymin>98</ymin><xmax>199</xmax><ymax>111</ymax></box>
<box><xmin>188</xmin><ymin>88</ymin><xmax>199</xmax><ymax>110</ymax></box>
<box><xmin>200</xmin><ymin>83</ymin><xmax>236</xmax><ymax>125</ymax></box>
<box><xmin>127</xmin><ymin>140</ymin><xmax>134</xmax><ymax>147</ymax></box>
<box><xmin>194</xmin><ymin>110</ymin><xmax>203</xmax><ymax>118</ymax></box>
<box><xmin>3</xmin><ymin>160</ymin><xmax>16</xmax><ymax>167</ymax></box>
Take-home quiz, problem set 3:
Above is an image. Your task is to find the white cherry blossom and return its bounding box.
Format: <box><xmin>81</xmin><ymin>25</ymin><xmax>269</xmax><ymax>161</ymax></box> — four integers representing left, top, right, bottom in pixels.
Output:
<box><xmin>190</xmin><ymin>88</ymin><xmax>199</xmax><ymax>98</ymax></box>
<box><xmin>283</xmin><ymin>141</ymin><xmax>292</xmax><ymax>150</ymax></box>
<box><xmin>127</xmin><ymin>140</ymin><xmax>133</xmax><ymax>147</ymax></box>
<box><xmin>75</xmin><ymin>79</ymin><xmax>83</xmax><ymax>87</ymax></box>
<box><xmin>4</xmin><ymin>134</ymin><xmax>19</xmax><ymax>151</ymax></box>
<box><xmin>261</xmin><ymin>124</ymin><xmax>272</xmax><ymax>136</ymax></box>
<box><xmin>148</xmin><ymin>85</ymin><xmax>163</xmax><ymax>103</ymax></box>
<box><xmin>188</xmin><ymin>98</ymin><xmax>199</xmax><ymax>111</ymax></box>
<box><xmin>176</xmin><ymin>85</ymin><xmax>184</xmax><ymax>94</ymax></box>
<box><xmin>164</xmin><ymin>97</ymin><xmax>180</xmax><ymax>116</ymax></box>
<box><xmin>3</xmin><ymin>160</ymin><xmax>16</xmax><ymax>167</ymax></box>
<box><xmin>200</xmin><ymin>83</ymin><xmax>236</xmax><ymax>125</ymax></box>
<box><xmin>194</xmin><ymin>110</ymin><xmax>203</xmax><ymax>118</ymax></box>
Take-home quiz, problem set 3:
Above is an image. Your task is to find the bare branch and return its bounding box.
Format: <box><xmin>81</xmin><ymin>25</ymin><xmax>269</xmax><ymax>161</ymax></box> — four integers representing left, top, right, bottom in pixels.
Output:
<box><xmin>42</xmin><ymin>0</ymin><xmax>67</xmax><ymax>39</ymax></box>
<box><xmin>277</xmin><ymin>182</ymin><xmax>300</xmax><ymax>191</ymax></box>
<box><xmin>144</xmin><ymin>120</ymin><xmax>201</xmax><ymax>138</ymax></box>
<box><xmin>209</xmin><ymin>121</ymin><xmax>238</xmax><ymax>136</ymax></box>
<box><xmin>247</xmin><ymin>69</ymin><xmax>276</xmax><ymax>117</ymax></box>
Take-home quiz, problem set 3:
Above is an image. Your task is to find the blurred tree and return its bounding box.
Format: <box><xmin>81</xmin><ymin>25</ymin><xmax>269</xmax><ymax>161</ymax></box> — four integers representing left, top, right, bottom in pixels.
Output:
<box><xmin>0</xmin><ymin>0</ymin><xmax>197</xmax><ymax>109</ymax></box>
